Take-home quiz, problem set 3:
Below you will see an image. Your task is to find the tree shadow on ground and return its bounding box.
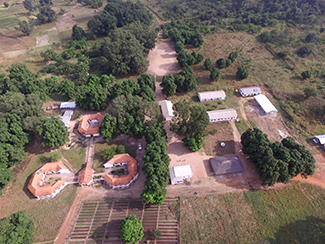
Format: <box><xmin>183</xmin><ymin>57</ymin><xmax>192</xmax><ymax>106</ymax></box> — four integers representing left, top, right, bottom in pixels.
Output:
<box><xmin>268</xmin><ymin>216</ymin><xmax>325</xmax><ymax>244</ymax></box>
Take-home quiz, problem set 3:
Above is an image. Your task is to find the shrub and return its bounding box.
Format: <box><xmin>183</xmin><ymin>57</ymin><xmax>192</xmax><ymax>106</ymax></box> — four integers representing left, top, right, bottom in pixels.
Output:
<box><xmin>301</xmin><ymin>70</ymin><xmax>312</xmax><ymax>79</ymax></box>
<box><xmin>93</xmin><ymin>232</ymin><xmax>99</xmax><ymax>238</ymax></box>
<box><xmin>4</xmin><ymin>2</ymin><xmax>9</xmax><ymax>7</ymax></box>
<box><xmin>236</xmin><ymin>65</ymin><xmax>249</xmax><ymax>79</ymax></box>
<box><xmin>105</xmin><ymin>234</ymin><xmax>109</xmax><ymax>239</ymax></box>
<box><xmin>153</xmin><ymin>229</ymin><xmax>162</xmax><ymax>240</ymax></box>
<box><xmin>216</xmin><ymin>58</ymin><xmax>226</xmax><ymax>68</ymax></box>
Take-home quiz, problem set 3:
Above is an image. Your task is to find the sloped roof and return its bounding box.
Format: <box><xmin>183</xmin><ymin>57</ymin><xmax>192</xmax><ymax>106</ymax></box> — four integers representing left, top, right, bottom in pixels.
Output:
<box><xmin>207</xmin><ymin>109</ymin><xmax>237</xmax><ymax>120</ymax></box>
<box><xmin>103</xmin><ymin>154</ymin><xmax>138</xmax><ymax>187</ymax></box>
<box><xmin>160</xmin><ymin>100</ymin><xmax>174</xmax><ymax>119</ymax></box>
<box><xmin>60</xmin><ymin>102</ymin><xmax>76</xmax><ymax>109</ymax></box>
<box><xmin>210</xmin><ymin>155</ymin><xmax>244</xmax><ymax>175</ymax></box>
<box><xmin>60</xmin><ymin>110</ymin><xmax>73</xmax><ymax>127</ymax></box>
<box><xmin>314</xmin><ymin>135</ymin><xmax>325</xmax><ymax>144</ymax></box>
<box><xmin>78</xmin><ymin>113</ymin><xmax>105</xmax><ymax>136</ymax></box>
<box><xmin>170</xmin><ymin>165</ymin><xmax>192</xmax><ymax>178</ymax></box>
<box><xmin>254</xmin><ymin>94</ymin><xmax>278</xmax><ymax>113</ymax></box>
<box><xmin>27</xmin><ymin>162</ymin><xmax>68</xmax><ymax>197</ymax></box>
<box><xmin>239</xmin><ymin>87</ymin><xmax>261</xmax><ymax>95</ymax></box>
<box><xmin>198</xmin><ymin>90</ymin><xmax>226</xmax><ymax>100</ymax></box>
<box><xmin>78</xmin><ymin>162</ymin><xmax>93</xmax><ymax>186</ymax></box>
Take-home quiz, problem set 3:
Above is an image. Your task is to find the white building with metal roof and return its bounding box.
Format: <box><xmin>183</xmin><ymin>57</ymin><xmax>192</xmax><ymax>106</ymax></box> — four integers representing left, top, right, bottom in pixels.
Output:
<box><xmin>239</xmin><ymin>86</ymin><xmax>261</xmax><ymax>97</ymax></box>
<box><xmin>254</xmin><ymin>94</ymin><xmax>278</xmax><ymax>115</ymax></box>
<box><xmin>207</xmin><ymin>109</ymin><xmax>237</xmax><ymax>122</ymax></box>
<box><xmin>160</xmin><ymin>100</ymin><xmax>174</xmax><ymax>121</ymax></box>
<box><xmin>60</xmin><ymin>110</ymin><xmax>73</xmax><ymax>127</ymax></box>
<box><xmin>169</xmin><ymin>165</ymin><xmax>193</xmax><ymax>185</ymax></box>
<box><xmin>313</xmin><ymin>135</ymin><xmax>325</xmax><ymax>145</ymax></box>
<box><xmin>60</xmin><ymin>102</ymin><xmax>76</xmax><ymax>109</ymax></box>
<box><xmin>198</xmin><ymin>90</ymin><xmax>226</xmax><ymax>102</ymax></box>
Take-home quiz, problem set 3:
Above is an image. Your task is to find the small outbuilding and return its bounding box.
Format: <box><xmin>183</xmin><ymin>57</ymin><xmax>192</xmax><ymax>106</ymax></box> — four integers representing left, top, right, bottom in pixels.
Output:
<box><xmin>78</xmin><ymin>162</ymin><xmax>93</xmax><ymax>187</ymax></box>
<box><xmin>169</xmin><ymin>165</ymin><xmax>193</xmax><ymax>185</ymax></box>
<box><xmin>60</xmin><ymin>102</ymin><xmax>76</xmax><ymax>109</ymax></box>
<box><xmin>160</xmin><ymin>100</ymin><xmax>174</xmax><ymax>121</ymax></box>
<box><xmin>254</xmin><ymin>94</ymin><xmax>278</xmax><ymax>115</ymax></box>
<box><xmin>207</xmin><ymin>109</ymin><xmax>237</xmax><ymax>122</ymax></box>
<box><xmin>210</xmin><ymin>155</ymin><xmax>244</xmax><ymax>175</ymax></box>
<box><xmin>60</xmin><ymin>110</ymin><xmax>73</xmax><ymax>127</ymax></box>
<box><xmin>198</xmin><ymin>90</ymin><xmax>226</xmax><ymax>102</ymax></box>
<box><xmin>78</xmin><ymin>113</ymin><xmax>105</xmax><ymax>137</ymax></box>
<box><xmin>313</xmin><ymin>135</ymin><xmax>325</xmax><ymax>145</ymax></box>
<box><xmin>239</xmin><ymin>87</ymin><xmax>261</xmax><ymax>97</ymax></box>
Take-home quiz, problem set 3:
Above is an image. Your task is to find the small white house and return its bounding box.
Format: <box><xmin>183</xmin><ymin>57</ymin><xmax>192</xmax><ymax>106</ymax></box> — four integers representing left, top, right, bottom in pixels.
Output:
<box><xmin>239</xmin><ymin>87</ymin><xmax>261</xmax><ymax>97</ymax></box>
<box><xmin>254</xmin><ymin>94</ymin><xmax>278</xmax><ymax>115</ymax></box>
<box><xmin>207</xmin><ymin>109</ymin><xmax>237</xmax><ymax>122</ymax></box>
<box><xmin>60</xmin><ymin>102</ymin><xmax>76</xmax><ymax>109</ymax></box>
<box><xmin>169</xmin><ymin>165</ymin><xmax>193</xmax><ymax>185</ymax></box>
<box><xmin>313</xmin><ymin>135</ymin><xmax>325</xmax><ymax>144</ymax></box>
<box><xmin>60</xmin><ymin>110</ymin><xmax>73</xmax><ymax>127</ymax></box>
<box><xmin>160</xmin><ymin>100</ymin><xmax>174</xmax><ymax>121</ymax></box>
<box><xmin>198</xmin><ymin>90</ymin><xmax>226</xmax><ymax>102</ymax></box>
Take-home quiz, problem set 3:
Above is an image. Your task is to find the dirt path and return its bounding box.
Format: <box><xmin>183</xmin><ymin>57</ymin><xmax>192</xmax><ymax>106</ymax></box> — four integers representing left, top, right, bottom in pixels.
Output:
<box><xmin>238</xmin><ymin>97</ymin><xmax>253</xmax><ymax>129</ymax></box>
<box><xmin>145</xmin><ymin>6</ymin><xmax>164</xmax><ymax>26</ymax></box>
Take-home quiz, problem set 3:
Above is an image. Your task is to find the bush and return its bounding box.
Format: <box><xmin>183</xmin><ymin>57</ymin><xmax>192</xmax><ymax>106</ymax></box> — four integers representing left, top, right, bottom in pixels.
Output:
<box><xmin>301</xmin><ymin>70</ymin><xmax>312</xmax><ymax>79</ymax></box>
<box><xmin>50</xmin><ymin>152</ymin><xmax>61</xmax><ymax>162</ymax></box>
<box><xmin>236</xmin><ymin>65</ymin><xmax>249</xmax><ymax>79</ymax></box>
<box><xmin>105</xmin><ymin>234</ymin><xmax>109</xmax><ymax>239</ymax></box>
<box><xmin>117</xmin><ymin>145</ymin><xmax>126</xmax><ymax>154</ymax></box>
<box><xmin>93</xmin><ymin>232</ymin><xmax>99</xmax><ymax>238</ymax></box>
<box><xmin>4</xmin><ymin>2</ymin><xmax>9</xmax><ymax>7</ymax></box>
<box><xmin>101</xmin><ymin>145</ymin><xmax>118</xmax><ymax>160</ymax></box>
<box><xmin>210</xmin><ymin>67</ymin><xmax>221</xmax><ymax>81</ymax></box>
<box><xmin>216</xmin><ymin>58</ymin><xmax>226</xmax><ymax>68</ymax></box>
<box><xmin>153</xmin><ymin>229</ymin><xmax>162</xmax><ymax>240</ymax></box>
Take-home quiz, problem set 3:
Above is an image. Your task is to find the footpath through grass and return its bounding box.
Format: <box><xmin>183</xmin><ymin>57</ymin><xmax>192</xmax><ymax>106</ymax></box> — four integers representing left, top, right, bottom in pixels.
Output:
<box><xmin>180</xmin><ymin>183</ymin><xmax>325</xmax><ymax>244</ymax></box>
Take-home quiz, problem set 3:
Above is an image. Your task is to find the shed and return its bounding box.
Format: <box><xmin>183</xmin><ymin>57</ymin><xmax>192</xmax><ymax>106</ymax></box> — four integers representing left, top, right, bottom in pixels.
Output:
<box><xmin>169</xmin><ymin>165</ymin><xmax>192</xmax><ymax>185</ymax></box>
<box><xmin>60</xmin><ymin>110</ymin><xmax>73</xmax><ymax>127</ymax></box>
<box><xmin>198</xmin><ymin>90</ymin><xmax>226</xmax><ymax>102</ymax></box>
<box><xmin>60</xmin><ymin>102</ymin><xmax>76</xmax><ymax>109</ymax></box>
<box><xmin>254</xmin><ymin>94</ymin><xmax>278</xmax><ymax>115</ymax></box>
<box><xmin>209</xmin><ymin>155</ymin><xmax>244</xmax><ymax>175</ymax></box>
<box><xmin>239</xmin><ymin>87</ymin><xmax>261</xmax><ymax>97</ymax></box>
<box><xmin>207</xmin><ymin>109</ymin><xmax>237</xmax><ymax>122</ymax></box>
<box><xmin>78</xmin><ymin>162</ymin><xmax>93</xmax><ymax>186</ymax></box>
<box><xmin>160</xmin><ymin>100</ymin><xmax>174</xmax><ymax>121</ymax></box>
<box><xmin>313</xmin><ymin>135</ymin><xmax>325</xmax><ymax>144</ymax></box>
<box><xmin>78</xmin><ymin>113</ymin><xmax>105</xmax><ymax>137</ymax></box>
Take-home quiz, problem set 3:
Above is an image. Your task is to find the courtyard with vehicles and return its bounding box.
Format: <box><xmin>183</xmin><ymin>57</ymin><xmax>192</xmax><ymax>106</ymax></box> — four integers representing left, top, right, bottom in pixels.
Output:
<box><xmin>1</xmin><ymin>0</ymin><xmax>325</xmax><ymax>243</ymax></box>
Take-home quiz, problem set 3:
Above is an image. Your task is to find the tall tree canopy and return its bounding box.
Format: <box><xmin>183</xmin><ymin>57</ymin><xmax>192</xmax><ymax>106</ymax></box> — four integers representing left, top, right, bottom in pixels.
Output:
<box><xmin>241</xmin><ymin>128</ymin><xmax>316</xmax><ymax>186</ymax></box>
<box><xmin>0</xmin><ymin>210</ymin><xmax>35</xmax><ymax>244</ymax></box>
<box><xmin>36</xmin><ymin>116</ymin><xmax>69</xmax><ymax>148</ymax></box>
<box><xmin>119</xmin><ymin>215</ymin><xmax>144</xmax><ymax>244</ymax></box>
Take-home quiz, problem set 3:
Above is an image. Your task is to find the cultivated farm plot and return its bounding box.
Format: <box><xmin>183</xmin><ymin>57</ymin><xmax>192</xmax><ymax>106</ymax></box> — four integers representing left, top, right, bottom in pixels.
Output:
<box><xmin>67</xmin><ymin>198</ymin><xmax>179</xmax><ymax>244</ymax></box>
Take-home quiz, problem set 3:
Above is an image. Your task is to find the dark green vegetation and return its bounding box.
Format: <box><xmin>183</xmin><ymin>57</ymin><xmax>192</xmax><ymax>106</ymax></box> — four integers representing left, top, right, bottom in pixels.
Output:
<box><xmin>141</xmin><ymin>124</ymin><xmax>170</xmax><ymax>205</ymax></box>
<box><xmin>0</xmin><ymin>211</ymin><xmax>35</xmax><ymax>244</ymax></box>
<box><xmin>180</xmin><ymin>183</ymin><xmax>325</xmax><ymax>244</ymax></box>
<box><xmin>241</xmin><ymin>128</ymin><xmax>315</xmax><ymax>186</ymax></box>
<box><xmin>171</xmin><ymin>101</ymin><xmax>209</xmax><ymax>151</ymax></box>
<box><xmin>36</xmin><ymin>117</ymin><xmax>69</xmax><ymax>148</ymax></box>
<box><xmin>119</xmin><ymin>215</ymin><xmax>144</xmax><ymax>244</ymax></box>
<box><xmin>100</xmin><ymin>144</ymin><xmax>125</xmax><ymax>161</ymax></box>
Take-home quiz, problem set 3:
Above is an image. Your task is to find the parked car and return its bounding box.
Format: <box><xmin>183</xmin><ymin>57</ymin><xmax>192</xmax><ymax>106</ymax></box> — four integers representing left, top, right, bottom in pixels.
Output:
<box><xmin>138</xmin><ymin>143</ymin><xmax>142</xmax><ymax>150</ymax></box>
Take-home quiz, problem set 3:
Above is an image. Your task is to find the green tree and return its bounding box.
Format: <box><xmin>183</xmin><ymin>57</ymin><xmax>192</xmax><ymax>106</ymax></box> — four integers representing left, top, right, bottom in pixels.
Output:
<box><xmin>304</xmin><ymin>87</ymin><xmax>317</xmax><ymax>98</ymax></box>
<box><xmin>216</xmin><ymin>58</ymin><xmax>226</xmax><ymax>68</ymax></box>
<box><xmin>99</xmin><ymin>114</ymin><xmax>118</xmax><ymax>142</ymax></box>
<box><xmin>301</xmin><ymin>70</ymin><xmax>312</xmax><ymax>79</ymax></box>
<box><xmin>204</xmin><ymin>58</ymin><xmax>213</xmax><ymax>71</ymax></box>
<box><xmin>39</xmin><ymin>0</ymin><xmax>53</xmax><ymax>6</ymax></box>
<box><xmin>210</xmin><ymin>67</ymin><xmax>221</xmax><ymax>81</ymax></box>
<box><xmin>23</xmin><ymin>0</ymin><xmax>35</xmax><ymax>11</ymax></box>
<box><xmin>17</xmin><ymin>20</ymin><xmax>33</xmax><ymax>36</ymax></box>
<box><xmin>236</xmin><ymin>65</ymin><xmax>249</xmax><ymax>79</ymax></box>
<box><xmin>137</xmin><ymin>74</ymin><xmax>155</xmax><ymax>92</ymax></box>
<box><xmin>119</xmin><ymin>215</ymin><xmax>144</xmax><ymax>244</ymax></box>
<box><xmin>0</xmin><ymin>210</ymin><xmax>35</xmax><ymax>244</ymax></box>
<box><xmin>72</xmin><ymin>25</ymin><xmax>86</xmax><ymax>40</ymax></box>
<box><xmin>160</xmin><ymin>74</ymin><xmax>177</xmax><ymax>97</ymax></box>
<box><xmin>228</xmin><ymin>51</ymin><xmax>238</xmax><ymax>62</ymax></box>
<box><xmin>36</xmin><ymin>117</ymin><xmax>69</xmax><ymax>147</ymax></box>
<box><xmin>0</xmin><ymin>168</ymin><xmax>13</xmax><ymax>196</ymax></box>
<box><xmin>175</xmin><ymin>41</ymin><xmax>184</xmax><ymax>53</ymax></box>
<box><xmin>225</xmin><ymin>59</ymin><xmax>232</xmax><ymax>67</ymax></box>
<box><xmin>37</xmin><ymin>6</ymin><xmax>57</xmax><ymax>24</ymax></box>
<box><xmin>4</xmin><ymin>2</ymin><xmax>9</xmax><ymax>7</ymax></box>
<box><xmin>101</xmin><ymin>145</ymin><xmax>117</xmax><ymax>160</ymax></box>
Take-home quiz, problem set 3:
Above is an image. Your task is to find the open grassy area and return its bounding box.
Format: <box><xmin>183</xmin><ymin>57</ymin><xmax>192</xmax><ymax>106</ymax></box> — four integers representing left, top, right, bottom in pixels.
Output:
<box><xmin>180</xmin><ymin>182</ymin><xmax>325</xmax><ymax>244</ymax></box>
<box><xmin>60</xmin><ymin>144</ymin><xmax>86</xmax><ymax>172</ymax></box>
<box><xmin>0</xmin><ymin>152</ymin><xmax>77</xmax><ymax>242</ymax></box>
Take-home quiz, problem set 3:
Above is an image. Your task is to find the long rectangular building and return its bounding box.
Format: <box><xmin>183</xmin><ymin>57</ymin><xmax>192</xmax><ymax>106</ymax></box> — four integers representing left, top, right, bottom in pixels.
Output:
<box><xmin>160</xmin><ymin>100</ymin><xmax>174</xmax><ymax>121</ymax></box>
<box><xmin>239</xmin><ymin>87</ymin><xmax>261</xmax><ymax>97</ymax></box>
<box><xmin>207</xmin><ymin>109</ymin><xmax>237</xmax><ymax>122</ymax></box>
<box><xmin>254</xmin><ymin>94</ymin><xmax>278</xmax><ymax>115</ymax></box>
<box><xmin>198</xmin><ymin>90</ymin><xmax>226</xmax><ymax>102</ymax></box>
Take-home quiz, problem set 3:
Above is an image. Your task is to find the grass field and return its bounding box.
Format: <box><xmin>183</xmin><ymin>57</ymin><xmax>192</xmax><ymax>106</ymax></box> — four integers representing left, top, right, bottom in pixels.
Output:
<box><xmin>60</xmin><ymin>144</ymin><xmax>86</xmax><ymax>172</ymax></box>
<box><xmin>180</xmin><ymin>182</ymin><xmax>325</xmax><ymax>244</ymax></box>
<box><xmin>0</xmin><ymin>151</ymin><xmax>77</xmax><ymax>242</ymax></box>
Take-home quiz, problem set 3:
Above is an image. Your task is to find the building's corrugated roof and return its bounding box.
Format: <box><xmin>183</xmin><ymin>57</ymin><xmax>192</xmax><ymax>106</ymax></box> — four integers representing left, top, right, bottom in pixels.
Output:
<box><xmin>78</xmin><ymin>113</ymin><xmax>105</xmax><ymax>136</ymax></box>
<box><xmin>60</xmin><ymin>110</ymin><xmax>73</xmax><ymax>127</ymax></box>
<box><xmin>27</xmin><ymin>162</ymin><xmax>69</xmax><ymax>197</ymax></box>
<box><xmin>254</xmin><ymin>94</ymin><xmax>278</xmax><ymax>113</ymax></box>
<box><xmin>60</xmin><ymin>102</ymin><xmax>76</xmax><ymax>109</ymax></box>
<box><xmin>239</xmin><ymin>86</ymin><xmax>261</xmax><ymax>94</ymax></box>
<box><xmin>171</xmin><ymin>165</ymin><xmax>192</xmax><ymax>178</ymax></box>
<box><xmin>160</xmin><ymin>100</ymin><xmax>174</xmax><ymax>118</ymax></box>
<box><xmin>103</xmin><ymin>154</ymin><xmax>138</xmax><ymax>187</ymax></box>
<box><xmin>315</xmin><ymin>135</ymin><xmax>325</xmax><ymax>144</ymax></box>
<box><xmin>207</xmin><ymin>109</ymin><xmax>237</xmax><ymax>120</ymax></box>
<box><xmin>198</xmin><ymin>90</ymin><xmax>226</xmax><ymax>100</ymax></box>
<box><xmin>78</xmin><ymin>162</ymin><xmax>93</xmax><ymax>186</ymax></box>
<box><xmin>210</xmin><ymin>155</ymin><xmax>244</xmax><ymax>175</ymax></box>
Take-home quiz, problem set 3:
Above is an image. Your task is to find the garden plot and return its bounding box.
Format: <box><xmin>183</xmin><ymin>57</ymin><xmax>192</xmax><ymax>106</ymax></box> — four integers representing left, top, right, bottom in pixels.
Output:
<box><xmin>67</xmin><ymin>199</ymin><xmax>179</xmax><ymax>244</ymax></box>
